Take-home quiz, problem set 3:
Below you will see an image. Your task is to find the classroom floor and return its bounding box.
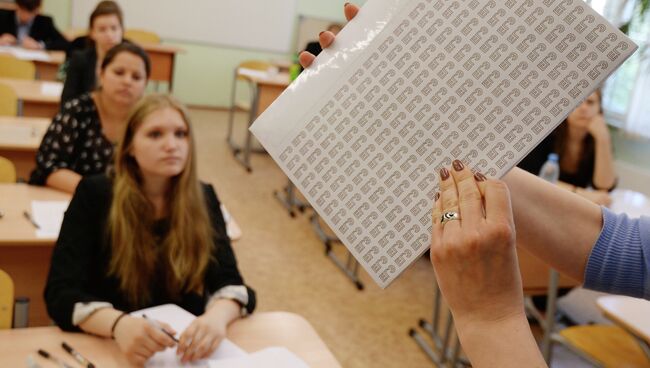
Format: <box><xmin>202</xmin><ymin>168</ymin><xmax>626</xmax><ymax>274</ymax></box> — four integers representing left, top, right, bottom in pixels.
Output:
<box><xmin>189</xmin><ymin>108</ymin><xmax>590</xmax><ymax>368</ymax></box>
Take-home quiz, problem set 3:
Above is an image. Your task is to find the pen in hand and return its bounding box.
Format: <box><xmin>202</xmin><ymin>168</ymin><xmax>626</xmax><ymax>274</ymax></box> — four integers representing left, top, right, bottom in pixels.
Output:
<box><xmin>23</xmin><ymin>211</ymin><xmax>40</xmax><ymax>229</ymax></box>
<box><xmin>142</xmin><ymin>314</ymin><xmax>179</xmax><ymax>343</ymax></box>
<box><xmin>62</xmin><ymin>342</ymin><xmax>95</xmax><ymax>368</ymax></box>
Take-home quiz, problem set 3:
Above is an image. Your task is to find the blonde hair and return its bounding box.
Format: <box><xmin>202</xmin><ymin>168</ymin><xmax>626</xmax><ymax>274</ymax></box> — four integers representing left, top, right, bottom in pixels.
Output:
<box><xmin>108</xmin><ymin>94</ymin><xmax>213</xmax><ymax>307</ymax></box>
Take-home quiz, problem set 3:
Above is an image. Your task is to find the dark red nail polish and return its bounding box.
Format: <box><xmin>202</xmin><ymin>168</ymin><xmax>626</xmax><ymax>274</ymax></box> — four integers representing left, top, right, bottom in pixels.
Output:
<box><xmin>474</xmin><ymin>172</ymin><xmax>487</xmax><ymax>182</ymax></box>
<box><xmin>440</xmin><ymin>168</ymin><xmax>450</xmax><ymax>180</ymax></box>
<box><xmin>434</xmin><ymin>192</ymin><xmax>440</xmax><ymax>201</ymax></box>
<box><xmin>452</xmin><ymin>160</ymin><xmax>464</xmax><ymax>172</ymax></box>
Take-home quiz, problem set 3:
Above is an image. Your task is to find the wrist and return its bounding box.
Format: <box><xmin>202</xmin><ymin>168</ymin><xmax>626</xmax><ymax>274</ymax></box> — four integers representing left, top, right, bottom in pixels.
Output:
<box><xmin>111</xmin><ymin>312</ymin><xmax>129</xmax><ymax>339</ymax></box>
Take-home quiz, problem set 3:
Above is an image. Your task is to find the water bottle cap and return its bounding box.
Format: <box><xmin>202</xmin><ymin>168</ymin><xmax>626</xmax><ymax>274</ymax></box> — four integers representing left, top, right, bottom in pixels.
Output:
<box><xmin>548</xmin><ymin>153</ymin><xmax>559</xmax><ymax>162</ymax></box>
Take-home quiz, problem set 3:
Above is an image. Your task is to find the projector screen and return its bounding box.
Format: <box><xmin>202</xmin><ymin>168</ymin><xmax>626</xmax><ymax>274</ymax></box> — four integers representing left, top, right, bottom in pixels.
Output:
<box><xmin>71</xmin><ymin>0</ymin><xmax>298</xmax><ymax>53</ymax></box>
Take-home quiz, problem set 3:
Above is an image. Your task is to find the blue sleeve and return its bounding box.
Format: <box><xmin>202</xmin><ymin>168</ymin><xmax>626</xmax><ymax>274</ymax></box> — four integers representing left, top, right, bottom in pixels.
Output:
<box><xmin>583</xmin><ymin>207</ymin><xmax>650</xmax><ymax>299</ymax></box>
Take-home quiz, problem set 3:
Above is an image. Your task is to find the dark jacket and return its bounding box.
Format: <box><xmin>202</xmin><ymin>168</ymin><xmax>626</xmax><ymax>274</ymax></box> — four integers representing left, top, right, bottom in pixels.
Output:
<box><xmin>0</xmin><ymin>9</ymin><xmax>69</xmax><ymax>51</ymax></box>
<box><xmin>61</xmin><ymin>47</ymin><xmax>97</xmax><ymax>105</ymax></box>
<box><xmin>44</xmin><ymin>174</ymin><xmax>256</xmax><ymax>331</ymax></box>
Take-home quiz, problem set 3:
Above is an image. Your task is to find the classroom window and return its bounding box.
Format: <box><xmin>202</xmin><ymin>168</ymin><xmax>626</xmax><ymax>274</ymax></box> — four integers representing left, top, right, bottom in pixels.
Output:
<box><xmin>588</xmin><ymin>0</ymin><xmax>650</xmax><ymax>138</ymax></box>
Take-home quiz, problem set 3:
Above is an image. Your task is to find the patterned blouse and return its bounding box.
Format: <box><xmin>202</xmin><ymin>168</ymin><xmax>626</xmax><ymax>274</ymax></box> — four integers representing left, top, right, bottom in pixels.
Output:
<box><xmin>29</xmin><ymin>93</ymin><xmax>115</xmax><ymax>185</ymax></box>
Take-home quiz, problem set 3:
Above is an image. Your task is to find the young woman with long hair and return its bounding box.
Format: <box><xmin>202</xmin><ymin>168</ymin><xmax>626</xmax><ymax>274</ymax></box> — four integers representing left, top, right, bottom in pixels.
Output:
<box><xmin>45</xmin><ymin>94</ymin><xmax>255</xmax><ymax>366</ymax></box>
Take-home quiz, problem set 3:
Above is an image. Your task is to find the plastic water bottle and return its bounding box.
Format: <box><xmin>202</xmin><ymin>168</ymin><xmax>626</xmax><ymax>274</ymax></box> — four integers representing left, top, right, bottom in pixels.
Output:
<box><xmin>539</xmin><ymin>153</ymin><xmax>560</xmax><ymax>183</ymax></box>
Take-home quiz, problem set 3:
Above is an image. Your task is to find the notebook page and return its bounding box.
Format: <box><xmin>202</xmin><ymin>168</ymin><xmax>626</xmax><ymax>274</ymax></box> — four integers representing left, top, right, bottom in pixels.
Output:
<box><xmin>251</xmin><ymin>0</ymin><xmax>637</xmax><ymax>287</ymax></box>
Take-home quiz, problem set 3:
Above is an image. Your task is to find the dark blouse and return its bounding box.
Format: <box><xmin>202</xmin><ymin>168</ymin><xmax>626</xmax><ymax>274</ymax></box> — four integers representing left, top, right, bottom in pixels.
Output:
<box><xmin>44</xmin><ymin>175</ymin><xmax>256</xmax><ymax>331</ymax></box>
<box><xmin>518</xmin><ymin>128</ymin><xmax>615</xmax><ymax>191</ymax></box>
<box><xmin>61</xmin><ymin>47</ymin><xmax>98</xmax><ymax>106</ymax></box>
<box><xmin>29</xmin><ymin>93</ymin><xmax>114</xmax><ymax>186</ymax></box>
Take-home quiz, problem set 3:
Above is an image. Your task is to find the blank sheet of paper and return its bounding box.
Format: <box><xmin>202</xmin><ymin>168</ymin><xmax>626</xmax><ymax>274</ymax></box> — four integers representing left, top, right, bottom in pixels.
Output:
<box><xmin>251</xmin><ymin>0</ymin><xmax>636</xmax><ymax>287</ymax></box>
<box><xmin>31</xmin><ymin>200</ymin><xmax>69</xmax><ymax>238</ymax></box>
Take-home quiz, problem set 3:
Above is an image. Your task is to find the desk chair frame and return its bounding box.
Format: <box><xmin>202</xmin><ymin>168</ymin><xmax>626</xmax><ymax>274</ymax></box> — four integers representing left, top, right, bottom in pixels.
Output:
<box><xmin>226</xmin><ymin>72</ymin><xmax>266</xmax><ymax>172</ymax></box>
<box><xmin>274</xmin><ymin>180</ymin><xmax>308</xmax><ymax>218</ymax></box>
<box><xmin>309</xmin><ymin>212</ymin><xmax>364</xmax><ymax>291</ymax></box>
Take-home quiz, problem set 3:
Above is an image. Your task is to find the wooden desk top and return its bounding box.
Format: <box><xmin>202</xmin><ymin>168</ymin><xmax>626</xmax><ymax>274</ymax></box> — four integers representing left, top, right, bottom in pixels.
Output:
<box><xmin>598</xmin><ymin>296</ymin><xmax>650</xmax><ymax>344</ymax></box>
<box><xmin>0</xmin><ymin>116</ymin><xmax>49</xmax><ymax>151</ymax></box>
<box><xmin>610</xmin><ymin>189</ymin><xmax>650</xmax><ymax>219</ymax></box>
<box><xmin>0</xmin><ymin>47</ymin><xmax>65</xmax><ymax>65</ymax></box>
<box><xmin>0</xmin><ymin>183</ymin><xmax>70</xmax><ymax>246</ymax></box>
<box><xmin>0</xmin><ymin>78</ymin><xmax>61</xmax><ymax>103</ymax></box>
<box><xmin>237</xmin><ymin>68</ymin><xmax>290</xmax><ymax>87</ymax></box>
<box><xmin>0</xmin><ymin>311</ymin><xmax>340</xmax><ymax>367</ymax></box>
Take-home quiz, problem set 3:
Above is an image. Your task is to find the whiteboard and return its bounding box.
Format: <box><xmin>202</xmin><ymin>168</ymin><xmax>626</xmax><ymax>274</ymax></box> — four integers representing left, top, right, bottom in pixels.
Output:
<box><xmin>294</xmin><ymin>15</ymin><xmax>344</xmax><ymax>54</ymax></box>
<box><xmin>71</xmin><ymin>0</ymin><xmax>298</xmax><ymax>53</ymax></box>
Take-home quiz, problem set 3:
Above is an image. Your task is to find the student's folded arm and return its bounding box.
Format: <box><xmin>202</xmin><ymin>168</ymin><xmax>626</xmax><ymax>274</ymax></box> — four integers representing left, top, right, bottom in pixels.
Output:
<box><xmin>44</xmin><ymin>178</ymin><xmax>109</xmax><ymax>331</ymax></box>
<box><xmin>202</xmin><ymin>184</ymin><xmax>256</xmax><ymax>315</ymax></box>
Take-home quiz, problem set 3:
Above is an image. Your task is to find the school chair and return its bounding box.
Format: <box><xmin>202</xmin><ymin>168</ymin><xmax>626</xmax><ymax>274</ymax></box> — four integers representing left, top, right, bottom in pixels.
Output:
<box><xmin>0</xmin><ymin>157</ymin><xmax>17</xmax><ymax>183</ymax></box>
<box><xmin>551</xmin><ymin>325</ymin><xmax>650</xmax><ymax>367</ymax></box>
<box><xmin>0</xmin><ymin>55</ymin><xmax>36</xmax><ymax>80</ymax></box>
<box><xmin>0</xmin><ymin>83</ymin><xmax>18</xmax><ymax>116</ymax></box>
<box><xmin>226</xmin><ymin>60</ymin><xmax>272</xmax><ymax>172</ymax></box>
<box><xmin>0</xmin><ymin>269</ymin><xmax>14</xmax><ymax>329</ymax></box>
<box><xmin>124</xmin><ymin>29</ymin><xmax>161</xmax><ymax>44</ymax></box>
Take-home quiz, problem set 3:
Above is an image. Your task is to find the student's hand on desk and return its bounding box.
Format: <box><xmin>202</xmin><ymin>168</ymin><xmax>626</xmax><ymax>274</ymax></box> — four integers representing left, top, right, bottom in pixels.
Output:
<box><xmin>577</xmin><ymin>188</ymin><xmax>612</xmax><ymax>206</ymax></box>
<box><xmin>299</xmin><ymin>3</ymin><xmax>359</xmax><ymax>69</ymax></box>
<box><xmin>21</xmin><ymin>36</ymin><xmax>44</xmax><ymax>50</ymax></box>
<box><xmin>177</xmin><ymin>305</ymin><xmax>230</xmax><ymax>363</ymax></box>
<box><xmin>429</xmin><ymin>161</ymin><xmax>525</xmax><ymax>329</ymax></box>
<box><xmin>0</xmin><ymin>33</ymin><xmax>17</xmax><ymax>46</ymax></box>
<box><xmin>113</xmin><ymin>315</ymin><xmax>176</xmax><ymax>367</ymax></box>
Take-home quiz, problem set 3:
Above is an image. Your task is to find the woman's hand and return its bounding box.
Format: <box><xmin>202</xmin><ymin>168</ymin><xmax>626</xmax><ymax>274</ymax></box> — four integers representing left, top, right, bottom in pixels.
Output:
<box><xmin>177</xmin><ymin>299</ymin><xmax>240</xmax><ymax>363</ymax></box>
<box><xmin>113</xmin><ymin>315</ymin><xmax>176</xmax><ymax>367</ymax></box>
<box><xmin>299</xmin><ymin>3</ymin><xmax>360</xmax><ymax>69</ymax></box>
<box><xmin>430</xmin><ymin>160</ymin><xmax>524</xmax><ymax>327</ymax></box>
<box><xmin>587</xmin><ymin>114</ymin><xmax>611</xmax><ymax>143</ymax></box>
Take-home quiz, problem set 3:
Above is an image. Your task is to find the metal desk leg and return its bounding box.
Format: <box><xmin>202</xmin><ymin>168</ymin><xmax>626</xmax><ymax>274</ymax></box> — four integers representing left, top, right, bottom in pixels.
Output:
<box><xmin>310</xmin><ymin>213</ymin><xmax>364</xmax><ymax>290</ymax></box>
<box><xmin>273</xmin><ymin>180</ymin><xmax>308</xmax><ymax>217</ymax></box>
<box><xmin>541</xmin><ymin>269</ymin><xmax>559</xmax><ymax>363</ymax></box>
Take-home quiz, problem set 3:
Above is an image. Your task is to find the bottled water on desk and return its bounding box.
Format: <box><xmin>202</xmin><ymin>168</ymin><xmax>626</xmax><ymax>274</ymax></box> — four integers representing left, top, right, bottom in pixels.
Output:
<box><xmin>539</xmin><ymin>153</ymin><xmax>560</xmax><ymax>184</ymax></box>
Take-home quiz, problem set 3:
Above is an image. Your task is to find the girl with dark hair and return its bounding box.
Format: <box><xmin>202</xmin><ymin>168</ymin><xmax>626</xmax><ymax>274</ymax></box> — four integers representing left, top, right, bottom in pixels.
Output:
<box><xmin>30</xmin><ymin>42</ymin><xmax>150</xmax><ymax>193</ymax></box>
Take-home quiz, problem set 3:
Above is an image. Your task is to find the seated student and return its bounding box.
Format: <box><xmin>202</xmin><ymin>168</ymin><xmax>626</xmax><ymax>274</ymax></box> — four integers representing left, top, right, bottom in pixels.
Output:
<box><xmin>30</xmin><ymin>42</ymin><xmax>149</xmax><ymax>193</ymax></box>
<box><xmin>518</xmin><ymin>90</ymin><xmax>617</xmax><ymax>206</ymax></box>
<box><xmin>0</xmin><ymin>0</ymin><xmax>68</xmax><ymax>50</ymax></box>
<box><xmin>61</xmin><ymin>1</ymin><xmax>124</xmax><ymax>105</ymax></box>
<box><xmin>44</xmin><ymin>94</ymin><xmax>256</xmax><ymax>366</ymax></box>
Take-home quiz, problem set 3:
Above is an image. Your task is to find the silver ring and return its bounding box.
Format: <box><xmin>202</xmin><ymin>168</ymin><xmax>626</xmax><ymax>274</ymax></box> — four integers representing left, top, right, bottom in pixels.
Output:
<box><xmin>441</xmin><ymin>211</ymin><xmax>460</xmax><ymax>224</ymax></box>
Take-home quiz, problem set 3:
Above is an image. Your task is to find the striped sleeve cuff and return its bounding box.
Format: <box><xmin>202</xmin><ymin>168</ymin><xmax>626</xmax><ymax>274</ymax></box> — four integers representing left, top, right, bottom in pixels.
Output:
<box><xmin>584</xmin><ymin>207</ymin><xmax>649</xmax><ymax>299</ymax></box>
<box><xmin>207</xmin><ymin>285</ymin><xmax>250</xmax><ymax>317</ymax></box>
<box><xmin>72</xmin><ymin>301</ymin><xmax>113</xmax><ymax>326</ymax></box>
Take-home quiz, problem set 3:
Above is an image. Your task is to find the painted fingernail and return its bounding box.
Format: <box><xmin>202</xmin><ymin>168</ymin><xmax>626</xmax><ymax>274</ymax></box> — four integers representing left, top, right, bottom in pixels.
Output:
<box><xmin>474</xmin><ymin>172</ymin><xmax>487</xmax><ymax>182</ymax></box>
<box><xmin>440</xmin><ymin>168</ymin><xmax>450</xmax><ymax>180</ymax></box>
<box><xmin>434</xmin><ymin>192</ymin><xmax>440</xmax><ymax>201</ymax></box>
<box><xmin>452</xmin><ymin>160</ymin><xmax>464</xmax><ymax>172</ymax></box>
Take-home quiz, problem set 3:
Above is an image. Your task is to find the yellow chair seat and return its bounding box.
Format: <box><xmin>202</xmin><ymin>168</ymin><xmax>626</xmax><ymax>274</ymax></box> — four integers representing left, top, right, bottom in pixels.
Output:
<box><xmin>0</xmin><ymin>55</ymin><xmax>36</xmax><ymax>80</ymax></box>
<box><xmin>0</xmin><ymin>269</ymin><xmax>14</xmax><ymax>329</ymax></box>
<box><xmin>0</xmin><ymin>157</ymin><xmax>17</xmax><ymax>183</ymax></box>
<box><xmin>560</xmin><ymin>325</ymin><xmax>650</xmax><ymax>368</ymax></box>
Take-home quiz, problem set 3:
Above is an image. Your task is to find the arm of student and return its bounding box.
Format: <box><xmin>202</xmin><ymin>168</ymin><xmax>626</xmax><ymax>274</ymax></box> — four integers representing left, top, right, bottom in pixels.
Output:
<box><xmin>46</xmin><ymin>169</ymin><xmax>82</xmax><ymax>193</ymax></box>
<box><xmin>589</xmin><ymin>115</ymin><xmax>617</xmax><ymax>190</ymax></box>
<box><xmin>503</xmin><ymin>167</ymin><xmax>603</xmax><ymax>282</ymax></box>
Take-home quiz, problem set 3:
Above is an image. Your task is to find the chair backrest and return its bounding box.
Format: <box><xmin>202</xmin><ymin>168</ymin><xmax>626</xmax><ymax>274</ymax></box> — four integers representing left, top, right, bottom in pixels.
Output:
<box><xmin>0</xmin><ymin>55</ymin><xmax>36</xmax><ymax>80</ymax></box>
<box><xmin>0</xmin><ymin>269</ymin><xmax>14</xmax><ymax>329</ymax></box>
<box><xmin>0</xmin><ymin>157</ymin><xmax>17</xmax><ymax>183</ymax></box>
<box><xmin>0</xmin><ymin>83</ymin><xmax>18</xmax><ymax>116</ymax></box>
<box><xmin>124</xmin><ymin>29</ymin><xmax>161</xmax><ymax>44</ymax></box>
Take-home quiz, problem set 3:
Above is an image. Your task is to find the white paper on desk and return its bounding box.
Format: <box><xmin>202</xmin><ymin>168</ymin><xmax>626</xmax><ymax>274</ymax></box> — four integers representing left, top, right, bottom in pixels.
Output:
<box><xmin>220</xmin><ymin>204</ymin><xmax>242</xmax><ymax>241</ymax></box>
<box><xmin>208</xmin><ymin>347</ymin><xmax>309</xmax><ymax>368</ymax></box>
<box><xmin>31</xmin><ymin>200</ymin><xmax>69</xmax><ymax>238</ymax></box>
<box><xmin>130</xmin><ymin>304</ymin><xmax>247</xmax><ymax>367</ymax></box>
<box><xmin>250</xmin><ymin>0</ymin><xmax>637</xmax><ymax>287</ymax></box>
<box><xmin>10</xmin><ymin>48</ymin><xmax>51</xmax><ymax>61</ymax></box>
<box><xmin>40</xmin><ymin>82</ymin><xmax>63</xmax><ymax>96</ymax></box>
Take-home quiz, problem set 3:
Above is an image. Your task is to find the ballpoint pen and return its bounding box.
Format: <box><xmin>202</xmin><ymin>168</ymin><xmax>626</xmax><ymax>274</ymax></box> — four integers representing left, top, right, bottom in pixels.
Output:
<box><xmin>37</xmin><ymin>349</ymin><xmax>74</xmax><ymax>368</ymax></box>
<box><xmin>62</xmin><ymin>342</ymin><xmax>96</xmax><ymax>368</ymax></box>
<box><xmin>142</xmin><ymin>314</ymin><xmax>179</xmax><ymax>342</ymax></box>
<box><xmin>23</xmin><ymin>211</ymin><xmax>40</xmax><ymax>229</ymax></box>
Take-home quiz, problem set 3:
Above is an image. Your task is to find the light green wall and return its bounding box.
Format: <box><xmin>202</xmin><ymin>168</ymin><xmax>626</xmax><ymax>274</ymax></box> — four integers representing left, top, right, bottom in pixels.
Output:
<box><xmin>43</xmin><ymin>0</ymin><xmax>360</xmax><ymax>107</ymax></box>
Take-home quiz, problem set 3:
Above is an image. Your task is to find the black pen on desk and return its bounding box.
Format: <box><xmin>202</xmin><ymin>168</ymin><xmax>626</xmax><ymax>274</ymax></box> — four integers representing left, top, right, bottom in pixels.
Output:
<box><xmin>142</xmin><ymin>314</ymin><xmax>179</xmax><ymax>343</ymax></box>
<box><xmin>62</xmin><ymin>342</ymin><xmax>96</xmax><ymax>368</ymax></box>
<box><xmin>37</xmin><ymin>349</ymin><xmax>74</xmax><ymax>368</ymax></box>
<box><xmin>23</xmin><ymin>210</ymin><xmax>40</xmax><ymax>229</ymax></box>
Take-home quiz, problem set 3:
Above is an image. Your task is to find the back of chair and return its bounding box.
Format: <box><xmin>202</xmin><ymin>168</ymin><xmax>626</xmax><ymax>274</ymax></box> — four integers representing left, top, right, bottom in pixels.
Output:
<box><xmin>0</xmin><ymin>83</ymin><xmax>18</xmax><ymax>116</ymax></box>
<box><xmin>124</xmin><ymin>29</ymin><xmax>161</xmax><ymax>44</ymax></box>
<box><xmin>0</xmin><ymin>157</ymin><xmax>17</xmax><ymax>183</ymax></box>
<box><xmin>0</xmin><ymin>269</ymin><xmax>14</xmax><ymax>329</ymax></box>
<box><xmin>0</xmin><ymin>55</ymin><xmax>36</xmax><ymax>80</ymax></box>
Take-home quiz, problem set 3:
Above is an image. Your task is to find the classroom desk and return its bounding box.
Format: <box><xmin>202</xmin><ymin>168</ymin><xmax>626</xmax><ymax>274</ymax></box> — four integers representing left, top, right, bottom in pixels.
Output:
<box><xmin>140</xmin><ymin>43</ymin><xmax>183</xmax><ymax>90</ymax></box>
<box><xmin>0</xmin><ymin>117</ymin><xmax>49</xmax><ymax>180</ymax></box>
<box><xmin>597</xmin><ymin>295</ymin><xmax>650</xmax><ymax>360</ymax></box>
<box><xmin>0</xmin><ymin>47</ymin><xmax>65</xmax><ymax>81</ymax></box>
<box><xmin>0</xmin><ymin>183</ymin><xmax>70</xmax><ymax>327</ymax></box>
<box><xmin>0</xmin><ymin>78</ymin><xmax>60</xmax><ymax>118</ymax></box>
<box><xmin>227</xmin><ymin>68</ymin><xmax>290</xmax><ymax>171</ymax></box>
<box><xmin>0</xmin><ymin>311</ymin><xmax>341</xmax><ymax>367</ymax></box>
